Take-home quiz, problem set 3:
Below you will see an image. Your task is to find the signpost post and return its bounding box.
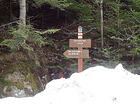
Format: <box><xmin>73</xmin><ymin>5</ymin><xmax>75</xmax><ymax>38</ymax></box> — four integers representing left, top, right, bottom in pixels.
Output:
<box><xmin>78</xmin><ymin>26</ymin><xmax>83</xmax><ymax>72</ymax></box>
<box><xmin>63</xmin><ymin>26</ymin><xmax>91</xmax><ymax>72</ymax></box>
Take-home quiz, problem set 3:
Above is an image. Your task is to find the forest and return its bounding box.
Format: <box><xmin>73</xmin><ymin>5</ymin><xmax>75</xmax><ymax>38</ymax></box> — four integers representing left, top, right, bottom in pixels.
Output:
<box><xmin>0</xmin><ymin>0</ymin><xmax>140</xmax><ymax>98</ymax></box>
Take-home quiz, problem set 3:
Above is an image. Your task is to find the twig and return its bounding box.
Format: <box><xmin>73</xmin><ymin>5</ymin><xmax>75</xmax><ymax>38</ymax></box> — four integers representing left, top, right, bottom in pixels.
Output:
<box><xmin>131</xmin><ymin>15</ymin><xmax>140</xmax><ymax>24</ymax></box>
<box><xmin>38</xmin><ymin>76</ymin><xmax>45</xmax><ymax>90</ymax></box>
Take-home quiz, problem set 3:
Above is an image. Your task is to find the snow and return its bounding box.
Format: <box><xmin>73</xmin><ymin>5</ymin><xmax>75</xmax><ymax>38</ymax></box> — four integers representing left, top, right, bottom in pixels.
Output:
<box><xmin>1</xmin><ymin>64</ymin><xmax>140</xmax><ymax>105</ymax></box>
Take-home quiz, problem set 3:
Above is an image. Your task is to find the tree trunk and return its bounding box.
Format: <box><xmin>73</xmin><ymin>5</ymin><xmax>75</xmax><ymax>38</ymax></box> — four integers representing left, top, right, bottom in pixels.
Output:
<box><xmin>10</xmin><ymin>0</ymin><xmax>13</xmax><ymax>21</ymax></box>
<box><xmin>117</xmin><ymin>0</ymin><xmax>120</xmax><ymax>29</ymax></box>
<box><xmin>100</xmin><ymin>0</ymin><xmax>104</xmax><ymax>48</ymax></box>
<box><xmin>19</xmin><ymin>0</ymin><xmax>26</xmax><ymax>25</ymax></box>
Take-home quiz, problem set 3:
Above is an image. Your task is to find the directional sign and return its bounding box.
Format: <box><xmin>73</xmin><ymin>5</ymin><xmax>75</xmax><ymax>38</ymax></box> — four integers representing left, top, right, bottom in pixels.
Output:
<box><xmin>63</xmin><ymin>26</ymin><xmax>91</xmax><ymax>72</ymax></box>
<box><xmin>63</xmin><ymin>50</ymin><xmax>89</xmax><ymax>58</ymax></box>
<box><xmin>69</xmin><ymin>39</ymin><xmax>91</xmax><ymax>48</ymax></box>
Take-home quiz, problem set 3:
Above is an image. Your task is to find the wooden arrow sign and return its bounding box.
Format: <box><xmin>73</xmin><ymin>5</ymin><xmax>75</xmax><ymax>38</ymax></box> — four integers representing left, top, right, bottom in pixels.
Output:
<box><xmin>69</xmin><ymin>39</ymin><xmax>91</xmax><ymax>48</ymax></box>
<box><xmin>63</xmin><ymin>50</ymin><xmax>89</xmax><ymax>58</ymax></box>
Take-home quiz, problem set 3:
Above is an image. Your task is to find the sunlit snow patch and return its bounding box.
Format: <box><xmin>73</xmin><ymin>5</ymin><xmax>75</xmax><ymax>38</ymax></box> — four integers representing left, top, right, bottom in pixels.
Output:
<box><xmin>1</xmin><ymin>64</ymin><xmax>140</xmax><ymax>105</ymax></box>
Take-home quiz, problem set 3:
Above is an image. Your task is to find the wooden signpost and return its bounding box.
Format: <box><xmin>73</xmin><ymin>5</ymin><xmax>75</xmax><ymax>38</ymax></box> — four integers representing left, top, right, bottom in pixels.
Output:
<box><xmin>63</xmin><ymin>26</ymin><xmax>91</xmax><ymax>72</ymax></box>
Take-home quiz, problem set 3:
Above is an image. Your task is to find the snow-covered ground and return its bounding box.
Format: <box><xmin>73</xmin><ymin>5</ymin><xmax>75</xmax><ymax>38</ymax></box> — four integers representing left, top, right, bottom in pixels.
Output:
<box><xmin>1</xmin><ymin>64</ymin><xmax>140</xmax><ymax>105</ymax></box>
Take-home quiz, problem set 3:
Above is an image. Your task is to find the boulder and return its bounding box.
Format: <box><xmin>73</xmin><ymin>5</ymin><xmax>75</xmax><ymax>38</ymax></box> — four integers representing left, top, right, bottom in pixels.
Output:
<box><xmin>0</xmin><ymin>51</ymin><xmax>48</xmax><ymax>98</ymax></box>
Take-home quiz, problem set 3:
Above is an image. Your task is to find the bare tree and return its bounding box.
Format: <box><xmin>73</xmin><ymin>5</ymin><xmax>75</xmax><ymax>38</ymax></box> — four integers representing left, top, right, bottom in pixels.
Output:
<box><xmin>89</xmin><ymin>0</ymin><xmax>104</xmax><ymax>48</ymax></box>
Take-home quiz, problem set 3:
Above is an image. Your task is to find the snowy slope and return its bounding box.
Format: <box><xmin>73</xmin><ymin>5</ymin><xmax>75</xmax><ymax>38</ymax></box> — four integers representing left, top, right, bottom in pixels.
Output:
<box><xmin>1</xmin><ymin>64</ymin><xmax>140</xmax><ymax>105</ymax></box>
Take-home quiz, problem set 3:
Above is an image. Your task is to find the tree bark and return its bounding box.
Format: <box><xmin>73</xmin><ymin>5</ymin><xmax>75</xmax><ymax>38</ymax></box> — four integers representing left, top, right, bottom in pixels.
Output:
<box><xmin>100</xmin><ymin>0</ymin><xmax>104</xmax><ymax>48</ymax></box>
<box><xmin>19</xmin><ymin>0</ymin><xmax>26</xmax><ymax>25</ymax></box>
<box><xmin>117</xmin><ymin>0</ymin><xmax>120</xmax><ymax>29</ymax></box>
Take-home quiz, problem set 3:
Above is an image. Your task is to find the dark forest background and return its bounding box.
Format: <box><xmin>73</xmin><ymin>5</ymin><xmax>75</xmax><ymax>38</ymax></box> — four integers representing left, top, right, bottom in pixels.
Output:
<box><xmin>0</xmin><ymin>0</ymin><xmax>140</xmax><ymax>98</ymax></box>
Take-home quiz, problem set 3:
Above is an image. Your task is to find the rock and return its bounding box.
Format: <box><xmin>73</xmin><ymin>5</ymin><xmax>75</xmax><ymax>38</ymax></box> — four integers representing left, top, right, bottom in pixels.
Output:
<box><xmin>3</xmin><ymin>86</ymin><xmax>26</xmax><ymax>98</ymax></box>
<box><xmin>10</xmin><ymin>86</ymin><xmax>26</xmax><ymax>98</ymax></box>
<box><xmin>4</xmin><ymin>71</ymin><xmax>33</xmax><ymax>97</ymax></box>
<box><xmin>24</xmin><ymin>84</ymin><xmax>33</xmax><ymax>92</ymax></box>
<box><xmin>4</xmin><ymin>72</ymin><xmax>25</xmax><ymax>83</ymax></box>
<box><xmin>0</xmin><ymin>51</ymin><xmax>48</xmax><ymax>98</ymax></box>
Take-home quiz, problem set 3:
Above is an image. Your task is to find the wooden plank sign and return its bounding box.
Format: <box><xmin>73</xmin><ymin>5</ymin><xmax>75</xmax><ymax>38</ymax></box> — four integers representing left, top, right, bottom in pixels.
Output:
<box><xmin>69</xmin><ymin>39</ymin><xmax>91</xmax><ymax>48</ymax></box>
<box><xmin>63</xmin><ymin>50</ymin><xmax>89</xmax><ymax>58</ymax></box>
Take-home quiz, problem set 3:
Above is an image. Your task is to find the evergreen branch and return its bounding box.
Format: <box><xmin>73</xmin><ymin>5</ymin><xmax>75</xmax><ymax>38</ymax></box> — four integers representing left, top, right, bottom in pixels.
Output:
<box><xmin>131</xmin><ymin>15</ymin><xmax>140</xmax><ymax>24</ymax></box>
<box><xmin>35</xmin><ymin>29</ymin><xmax>60</xmax><ymax>35</ymax></box>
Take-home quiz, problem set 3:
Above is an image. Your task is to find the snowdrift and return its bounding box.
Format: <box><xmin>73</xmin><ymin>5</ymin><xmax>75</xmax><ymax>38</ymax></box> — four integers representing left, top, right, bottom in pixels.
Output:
<box><xmin>1</xmin><ymin>64</ymin><xmax>140</xmax><ymax>105</ymax></box>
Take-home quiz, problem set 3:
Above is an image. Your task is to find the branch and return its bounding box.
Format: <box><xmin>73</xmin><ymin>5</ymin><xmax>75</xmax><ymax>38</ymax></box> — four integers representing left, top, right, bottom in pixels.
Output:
<box><xmin>84</xmin><ymin>27</ymin><xmax>97</xmax><ymax>34</ymax></box>
<box><xmin>62</xmin><ymin>27</ymin><xmax>96</xmax><ymax>35</ymax></box>
<box><xmin>0</xmin><ymin>15</ymin><xmax>40</xmax><ymax>29</ymax></box>
<box><xmin>0</xmin><ymin>20</ymin><xmax>20</xmax><ymax>28</ymax></box>
<box><xmin>131</xmin><ymin>15</ymin><xmax>140</xmax><ymax>24</ymax></box>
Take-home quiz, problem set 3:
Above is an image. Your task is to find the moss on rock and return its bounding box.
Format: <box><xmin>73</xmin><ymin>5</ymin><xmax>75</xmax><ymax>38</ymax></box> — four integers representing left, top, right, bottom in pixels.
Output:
<box><xmin>0</xmin><ymin>50</ymin><xmax>48</xmax><ymax>98</ymax></box>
